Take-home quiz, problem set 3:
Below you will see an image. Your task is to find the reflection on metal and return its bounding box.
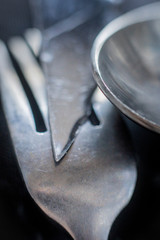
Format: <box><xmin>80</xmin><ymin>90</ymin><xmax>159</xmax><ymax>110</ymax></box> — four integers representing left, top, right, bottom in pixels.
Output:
<box><xmin>8</xmin><ymin>37</ymin><xmax>48</xmax><ymax>128</ymax></box>
<box><xmin>42</xmin><ymin>9</ymin><xmax>103</xmax><ymax>162</ymax></box>
<box><xmin>92</xmin><ymin>2</ymin><xmax>160</xmax><ymax>134</ymax></box>
<box><xmin>43</xmin><ymin>4</ymin><xmax>100</xmax><ymax>41</ymax></box>
<box><xmin>24</xmin><ymin>28</ymin><xmax>42</xmax><ymax>56</ymax></box>
<box><xmin>0</xmin><ymin>37</ymin><xmax>136</xmax><ymax>240</ymax></box>
<box><xmin>104</xmin><ymin>0</ymin><xmax>124</xmax><ymax>5</ymax></box>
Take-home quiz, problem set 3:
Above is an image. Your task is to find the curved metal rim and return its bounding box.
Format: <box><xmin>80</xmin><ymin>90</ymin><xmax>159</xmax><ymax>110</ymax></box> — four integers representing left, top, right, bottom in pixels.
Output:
<box><xmin>92</xmin><ymin>2</ymin><xmax>160</xmax><ymax>134</ymax></box>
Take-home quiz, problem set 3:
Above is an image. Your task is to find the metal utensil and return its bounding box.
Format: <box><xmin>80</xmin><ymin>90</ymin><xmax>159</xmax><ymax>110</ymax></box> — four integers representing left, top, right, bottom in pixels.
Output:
<box><xmin>41</xmin><ymin>5</ymin><xmax>99</xmax><ymax>162</ymax></box>
<box><xmin>92</xmin><ymin>2</ymin><xmax>160</xmax><ymax>134</ymax></box>
<box><xmin>41</xmin><ymin>1</ymin><xmax>125</xmax><ymax>162</ymax></box>
<box><xmin>0</xmin><ymin>31</ymin><xmax>137</xmax><ymax>240</ymax></box>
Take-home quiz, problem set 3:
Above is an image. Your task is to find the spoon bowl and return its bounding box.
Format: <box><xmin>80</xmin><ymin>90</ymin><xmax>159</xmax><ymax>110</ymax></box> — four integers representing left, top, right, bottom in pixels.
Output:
<box><xmin>92</xmin><ymin>2</ymin><xmax>160</xmax><ymax>133</ymax></box>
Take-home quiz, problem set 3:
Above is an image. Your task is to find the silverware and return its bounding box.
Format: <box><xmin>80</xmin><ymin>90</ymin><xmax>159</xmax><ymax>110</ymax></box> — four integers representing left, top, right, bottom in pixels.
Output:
<box><xmin>24</xmin><ymin>28</ymin><xmax>42</xmax><ymax>57</ymax></box>
<box><xmin>0</xmin><ymin>3</ymin><xmax>137</xmax><ymax>238</ymax></box>
<box><xmin>0</xmin><ymin>31</ymin><xmax>137</xmax><ymax>240</ymax></box>
<box><xmin>92</xmin><ymin>2</ymin><xmax>160</xmax><ymax>134</ymax></box>
<box><xmin>41</xmin><ymin>5</ymin><xmax>98</xmax><ymax>162</ymax></box>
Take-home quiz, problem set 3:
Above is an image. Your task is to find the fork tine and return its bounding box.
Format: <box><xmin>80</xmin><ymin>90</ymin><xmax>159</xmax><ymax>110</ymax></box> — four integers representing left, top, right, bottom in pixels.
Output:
<box><xmin>8</xmin><ymin>37</ymin><xmax>48</xmax><ymax>127</ymax></box>
<box><xmin>24</xmin><ymin>28</ymin><xmax>42</xmax><ymax>57</ymax></box>
<box><xmin>0</xmin><ymin>40</ymin><xmax>35</xmax><ymax>133</ymax></box>
<box><xmin>0</xmin><ymin>39</ymin><xmax>54</xmax><ymax>185</ymax></box>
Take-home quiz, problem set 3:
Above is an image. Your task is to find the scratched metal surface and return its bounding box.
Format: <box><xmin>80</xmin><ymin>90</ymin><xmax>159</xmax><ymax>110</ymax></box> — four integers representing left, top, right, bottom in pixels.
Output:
<box><xmin>0</xmin><ymin>42</ymin><xmax>137</xmax><ymax>238</ymax></box>
<box><xmin>42</xmin><ymin>6</ymin><xmax>102</xmax><ymax>161</ymax></box>
<box><xmin>0</xmin><ymin>0</ymin><xmax>158</xmax><ymax>240</ymax></box>
<box><xmin>41</xmin><ymin>0</ymin><xmax>160</xmax><ymax>162</ymax></box>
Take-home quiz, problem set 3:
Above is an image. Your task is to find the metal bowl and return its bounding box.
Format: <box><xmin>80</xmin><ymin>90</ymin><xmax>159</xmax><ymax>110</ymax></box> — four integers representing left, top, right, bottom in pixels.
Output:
<box><xmin>92</xmin><ymin>2</ymin><xmax>160</xmax><ymax>133</ymax></box>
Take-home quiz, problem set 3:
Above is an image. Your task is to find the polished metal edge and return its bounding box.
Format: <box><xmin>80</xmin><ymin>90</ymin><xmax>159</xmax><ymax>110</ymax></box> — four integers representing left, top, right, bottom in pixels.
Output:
<box><xmin>91</xmin><ymin>2</ymin><xmax>160</xmax><ymax>133</ymax></box>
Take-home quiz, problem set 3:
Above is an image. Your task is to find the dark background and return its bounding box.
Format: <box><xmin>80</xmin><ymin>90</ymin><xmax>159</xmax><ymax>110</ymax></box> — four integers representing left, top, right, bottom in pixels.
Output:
<box><xmin>0</xmin><ymin>0</ymin><xmax>160</xmax><ymax>239</ymax></box>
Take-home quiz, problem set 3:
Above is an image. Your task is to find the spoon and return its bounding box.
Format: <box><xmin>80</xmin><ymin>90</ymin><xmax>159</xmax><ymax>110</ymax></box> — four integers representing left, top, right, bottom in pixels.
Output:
<box><xmin>92</xmin><ymin>2</ymin><xmax>160</xmax><ymax>134</ymax></box>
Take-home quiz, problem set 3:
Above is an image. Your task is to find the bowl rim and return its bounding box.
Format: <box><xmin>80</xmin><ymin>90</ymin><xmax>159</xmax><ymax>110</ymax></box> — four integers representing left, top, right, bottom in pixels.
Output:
<box><xmin>92</xmin><ymin>2</ymin><xmax>160</xmax><ymax>133</ymax></box>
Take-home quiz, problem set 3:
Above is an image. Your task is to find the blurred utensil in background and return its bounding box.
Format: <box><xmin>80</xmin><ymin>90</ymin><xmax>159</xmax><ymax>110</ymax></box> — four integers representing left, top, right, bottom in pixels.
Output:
<box><xmin>29</xmin><ymin>0</ymin><xmax>125</xmax><ymax>31</ymax></box>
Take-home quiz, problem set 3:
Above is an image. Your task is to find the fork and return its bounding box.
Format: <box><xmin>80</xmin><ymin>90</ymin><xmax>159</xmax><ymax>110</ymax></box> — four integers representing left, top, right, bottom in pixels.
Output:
<box><xmin>0</xmin><ymin>25</ymin><xmax>136</xmax><ymax>240</ymax></box>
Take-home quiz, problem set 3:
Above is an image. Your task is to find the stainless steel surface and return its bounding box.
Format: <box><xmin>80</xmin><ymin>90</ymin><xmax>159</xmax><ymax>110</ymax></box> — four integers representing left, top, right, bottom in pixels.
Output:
<box><xmin>0</xmin><ymin>36</ymin><xmax>136</xmax><ymax>239</ymax></box>
<box><xmin>43</xmin><ymin>4</ymin><xmax>99</xmax><ymax>41</ymax></box>
<box><xmin>24</xmin><ymin>28</ymin><xmax>42</xmax><ymax>56</ymax></box>
<box><xmin>42</xmin><ymin>7</ymin><xmax>101</xmax><ymax>162</ymax></box>
<box><xmin>92</xmin><ymin>2</ymin><xmax>160</xmax><ymax>133</ymax></box>
<box><xmin>37</xmin><ymin>1</ymin><xmax>124</xmax><ymax>162</ymax></box>
<box><xmin>8</xmin><ymin>37</ymin><xmax>48</xmax><ymax>127</ymax></box>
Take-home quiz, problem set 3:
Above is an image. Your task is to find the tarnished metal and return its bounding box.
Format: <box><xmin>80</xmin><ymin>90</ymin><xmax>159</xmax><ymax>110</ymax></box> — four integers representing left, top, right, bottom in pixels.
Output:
<box><xmin>0</xmin><ymin>36</ymin><xmax>136</xmax><ymax>240</ymax></box>
<box><xmin>92</xmin><ymin>2</ymin><xmax>160</xmax><ymax>134</ymax></box>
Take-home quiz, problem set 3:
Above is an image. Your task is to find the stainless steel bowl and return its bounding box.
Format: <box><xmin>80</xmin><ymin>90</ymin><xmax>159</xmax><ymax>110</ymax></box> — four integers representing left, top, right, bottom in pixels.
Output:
<box><xmin>92</xmin><ymin>2</ymin><xmax>160</xmax><ymax>133</ymax></box>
